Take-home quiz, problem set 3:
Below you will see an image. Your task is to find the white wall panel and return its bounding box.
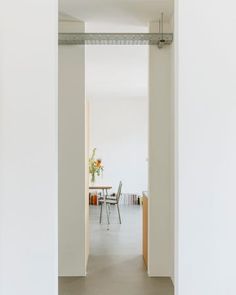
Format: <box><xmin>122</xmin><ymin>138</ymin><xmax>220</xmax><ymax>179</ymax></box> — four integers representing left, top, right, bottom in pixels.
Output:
<box><xmin>0</xmin><ymin>1</ymin><xmax>58</xmax><ymax>294</ymax></box>
<box><xmin>176</xmin><ymin>1</ymin><xmax>236</xmax><ymax>294</ymax></box>
<box><xmin>59</xmin><ymin>20</ymin><xmax>88</xmax><ymax>276</ymax></box>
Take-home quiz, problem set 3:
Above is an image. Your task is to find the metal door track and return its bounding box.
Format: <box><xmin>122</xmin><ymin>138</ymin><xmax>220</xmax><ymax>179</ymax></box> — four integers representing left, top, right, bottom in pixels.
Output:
<box><xmin>59</xmin><ymin>33</ymin><xmax>173</xmax><ymax>48</ymax></box>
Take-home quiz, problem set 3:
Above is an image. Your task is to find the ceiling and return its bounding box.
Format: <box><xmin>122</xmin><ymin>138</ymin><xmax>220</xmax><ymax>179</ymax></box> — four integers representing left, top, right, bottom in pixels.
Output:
<box><xmin>59</xmin><ymin>0</ymin><xmax>173</xmax><ymax>26</ymax></box>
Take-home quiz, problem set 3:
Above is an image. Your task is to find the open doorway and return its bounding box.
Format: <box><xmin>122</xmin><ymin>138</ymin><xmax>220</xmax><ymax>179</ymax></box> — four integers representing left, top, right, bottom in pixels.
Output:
<box><xmin>86</xmin><ymin>22</ymin><xmax>149</xmax><ymax>279</ymax></box>
<box><xmin>58</xmin><ymin>9</ymin><xmax>174</xmax><ymax>295</ymax></box>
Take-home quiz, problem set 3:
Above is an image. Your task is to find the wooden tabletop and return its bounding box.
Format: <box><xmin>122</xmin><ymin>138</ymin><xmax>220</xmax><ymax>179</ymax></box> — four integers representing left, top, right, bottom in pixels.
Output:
<box><xmin>89</xmin><ymin>185</ymin><xmax>112</xmax><ymax>190</ymax></box>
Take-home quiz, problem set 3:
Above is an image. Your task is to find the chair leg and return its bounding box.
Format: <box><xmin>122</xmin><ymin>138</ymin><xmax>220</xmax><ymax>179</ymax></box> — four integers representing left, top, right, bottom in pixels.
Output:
<box><xmin>99</xmin><ymin>203</ymin><xmax>103</xmax><ymax>224</ymax></box>
<box><xmin>117</xmin><ymin>203</ymin><xmax>121</xmax><ymax>224</ymax></box>
<box><xmin>105</xmin><ymin>203</ymin><xmax>110</xmax><ymax>225</ymax></box>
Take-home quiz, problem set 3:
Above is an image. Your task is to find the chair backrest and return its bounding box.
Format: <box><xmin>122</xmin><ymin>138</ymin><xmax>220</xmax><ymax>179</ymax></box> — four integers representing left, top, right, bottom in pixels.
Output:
<box><xmin>116</xmin><ymin>181</ymin><xmax>122</xmax><ymax>202</ymax></box>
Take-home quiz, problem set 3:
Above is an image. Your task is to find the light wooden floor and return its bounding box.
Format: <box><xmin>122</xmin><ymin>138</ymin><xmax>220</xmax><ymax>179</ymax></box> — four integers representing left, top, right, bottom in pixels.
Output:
<box><xmin>59</xmin><ymin>205</ymin><xmax>174</xmax><ymax>295</ymax></box>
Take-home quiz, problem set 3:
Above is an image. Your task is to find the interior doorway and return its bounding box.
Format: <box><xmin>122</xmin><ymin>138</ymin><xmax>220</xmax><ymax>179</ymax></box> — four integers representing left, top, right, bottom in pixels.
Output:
<box><xmin>58</xmin><ymin>17</ymin><xmax>174</xmax><ymax>295</ymax></box>
<box><xmin>86</xmin><ymin>23</ymin><xmax>149</xmax><ymax>279</ymax></box>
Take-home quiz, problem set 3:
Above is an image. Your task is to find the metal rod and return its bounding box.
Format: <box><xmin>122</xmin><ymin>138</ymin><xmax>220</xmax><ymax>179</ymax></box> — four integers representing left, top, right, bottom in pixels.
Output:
<box><xmin>161</xmin><ymin>12</ymin><xmax>164</xmax><ymax>41</ymax></box>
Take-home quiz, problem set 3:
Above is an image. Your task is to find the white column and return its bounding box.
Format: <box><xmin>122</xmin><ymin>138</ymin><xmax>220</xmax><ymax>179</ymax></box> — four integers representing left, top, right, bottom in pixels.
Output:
<box><xmin>176</xmin><ymin>1</ymin><xmax>236</xmax><ymax>294</ymax></box>
<box><xmin>148</xmin><ymin>22</ymin><xmax>172</xmax><ymax>276</ymax></box>
<box><xmin>59</xmin><ymin>20</ymin><xmax>88</xmax><ymax>276</ymax></box>
<box><xmin>0</xmin><ymin>1</ymin><xmax>58</xmax><ymax>295</ymax></box>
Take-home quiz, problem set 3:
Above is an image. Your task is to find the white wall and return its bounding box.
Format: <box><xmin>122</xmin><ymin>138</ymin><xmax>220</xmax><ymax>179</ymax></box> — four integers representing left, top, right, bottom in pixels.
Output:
<box><xmin>170</xmin><ymin>15</ymin><xmax>176</xmax><ymax>285</ymax></box>
<box><xmin>85</xmin><ymin>22</ymin><xmax>148</xmax><ymax>102</ymax></box>
<box><xmin>86</xmin><ymin>43</ymin><xmax>148</xmax><ymax>103</ymax></box>
<box><xmin>89</xmin><ymin>98</ymin><xmax>148</xmax><ymax>195</ymax></box>
<box><xmin>148</xmin><ymin>21</ymin><xmax>172</xmax><ymax>277</ymax></box>
<box><xmin>86</xmin><ymin>22</ymin><xmax>149</xmax><ymax>196</ymax></box>
<box><xmin>59</xmin><ymin>20</ymin><xmax>88</xmax><ymax>276</ymax></box>
<box><xmin>0</xmin><ymin>1</ymin><xmax>58</xmax><ymax>295</ymax></box>
<box><xmin>176</xmin><ymin>1</ymin><xmax>236</xmax><ymax>294</ymax></box>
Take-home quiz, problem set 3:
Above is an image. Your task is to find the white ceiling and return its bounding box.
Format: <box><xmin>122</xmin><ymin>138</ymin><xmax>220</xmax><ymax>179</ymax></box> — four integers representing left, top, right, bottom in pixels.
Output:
<box><xmin>59</xmin><ymin>0</ymin><xmax>173</xmax><ymax>26</ymax></box>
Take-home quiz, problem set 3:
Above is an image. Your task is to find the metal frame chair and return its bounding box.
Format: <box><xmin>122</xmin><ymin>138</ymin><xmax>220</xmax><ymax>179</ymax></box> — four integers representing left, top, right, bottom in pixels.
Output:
<box><xmin>99</xmin><ymin>181</ymin><xmax>122</xmax><ymax>224</ymax></box>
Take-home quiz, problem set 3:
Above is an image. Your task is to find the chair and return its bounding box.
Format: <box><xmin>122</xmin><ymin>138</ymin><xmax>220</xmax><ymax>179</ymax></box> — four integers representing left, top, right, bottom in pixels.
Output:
<box><xmin>99</xmin><ymin>181</ymin><xmax>122</xmax><ymax>224</ymax></box>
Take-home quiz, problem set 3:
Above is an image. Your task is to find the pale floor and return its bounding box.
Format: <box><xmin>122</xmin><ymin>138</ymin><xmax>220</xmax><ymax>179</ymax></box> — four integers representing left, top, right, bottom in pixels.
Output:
<box><xmin>59</xmin><ymin>205</ymin><xmax>174</xmax><ymax>295</ymax></box>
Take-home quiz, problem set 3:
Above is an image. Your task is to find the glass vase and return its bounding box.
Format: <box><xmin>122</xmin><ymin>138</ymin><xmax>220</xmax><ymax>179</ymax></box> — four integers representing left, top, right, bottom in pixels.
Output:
<box><xmin>91</xmin><ymin>173</ymin><xmax>95</xmax><ymax>184</ymax></box>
